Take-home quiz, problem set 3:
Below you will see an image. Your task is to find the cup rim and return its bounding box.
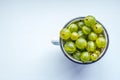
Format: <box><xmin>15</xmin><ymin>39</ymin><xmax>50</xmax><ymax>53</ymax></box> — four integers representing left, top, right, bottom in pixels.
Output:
<box><xmin>60</xmin><ymin>17</ymin><xmax>109</xmax><ymax>64</ymax></box>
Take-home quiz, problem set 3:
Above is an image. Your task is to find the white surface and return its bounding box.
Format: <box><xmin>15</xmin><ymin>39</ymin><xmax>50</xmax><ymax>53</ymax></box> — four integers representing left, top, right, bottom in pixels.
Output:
<box><xmin>0</xmin><ymin>0</ymin><xmax>120</xmax><ymax>80</ymax></box>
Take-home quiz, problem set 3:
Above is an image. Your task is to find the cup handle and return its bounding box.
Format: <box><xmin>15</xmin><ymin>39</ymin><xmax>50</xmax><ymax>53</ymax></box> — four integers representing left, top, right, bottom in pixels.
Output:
<box><xmin>51</xmin><ymin>37</ymin><xmax>60</xmax><ymax>45</ymax></box>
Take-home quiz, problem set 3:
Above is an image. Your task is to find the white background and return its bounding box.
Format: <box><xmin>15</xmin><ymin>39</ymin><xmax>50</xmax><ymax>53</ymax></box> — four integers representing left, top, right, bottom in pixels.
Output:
<box><xmin>0</xmin><ymin>0</ymin><xmax>120</xmax><ymax>80</ymax></box>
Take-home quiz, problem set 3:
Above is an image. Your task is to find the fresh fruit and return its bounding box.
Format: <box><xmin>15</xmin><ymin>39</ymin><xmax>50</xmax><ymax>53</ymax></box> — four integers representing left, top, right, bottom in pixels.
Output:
<box><xmin>94</xmin><ymin>50</ymin><xmax>101</xmax><ymax>56</ymax></box>
<box><xmin>84</xmin><ymin>15</ymin><xmax>96</xmax><ymax>27</ymax></box>
<box><xmin>60</xmin><ymin>28</ymin><xmax>71</xmax><ymax>40</ymax></box>
<box><xmin>73</xmin><ymin>51</ymin><xmax>81</xmax><ymax>60</ymax></box>
<box><xmin>71</xmin><ymin>32</ymin><xmax>79</xmax><ymax>40</ymax></box>
<box><xmin>93</xmin><ymin>23</ymin><xmax>103</xmax><ymax>34</ymax></box>
<box><xmin>82</xmin><ymin>26</ymin><xmax>91</xmax><ymax>35</ymax></box>
<box><xmin>75</xmin><ymin>38</ymin><xmax>87</xmax><ymax>50</ymax></box>
<box><xmin>87</xmin><ymin>41</ymin><xmax>96</xmax><ymax>52</ymax></box>
<box><xmin>77</xmin><ymin>21</ymin><xmax>84</xmax><ymax>29</ymax></box>
<box><xmin>80</xmin><ymin>52</ymin><xmax>90</xmax><ymax>62</ymax></box>
<box><xmin>78</xmin><ymin>30</ymin><xmax>87</xmax><ymax>39</ymax></box>
<box><xmin>90</xmin><ymin>53</ymin><xmax>98</xmax><ymax>61</ymax></box>
<box><xmin>68</xmin><ymin>23</ymin><xmax>78</xmax><ymax>32</ymax></box>
<box><xmin>96</xmin><ymin>37</ymin><xmax>106</xmax><ymax>48</ymax></box>
<box><xmin>88</xmin><ymin>32</ymin><xmax>97</xmax><ymax>41</ymax></box>
<box><xmin>64</xmin><ymin>41</ymin><xmax>76</xmax><ymax>54</ymax></box>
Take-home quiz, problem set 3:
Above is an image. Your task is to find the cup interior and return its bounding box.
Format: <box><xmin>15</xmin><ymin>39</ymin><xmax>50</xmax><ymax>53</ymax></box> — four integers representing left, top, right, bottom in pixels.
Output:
<box><xmin>60</xmin><ymin>17</ymin><xmax>109</xmax><ymax>64</ymax></box>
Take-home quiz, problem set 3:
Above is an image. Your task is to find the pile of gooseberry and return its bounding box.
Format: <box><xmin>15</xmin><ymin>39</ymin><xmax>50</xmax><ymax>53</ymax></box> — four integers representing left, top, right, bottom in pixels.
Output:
<box><xmin>60</xmin><ymin>15</ymin><xmax>106</xmax><ymax>63</ymax></box>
